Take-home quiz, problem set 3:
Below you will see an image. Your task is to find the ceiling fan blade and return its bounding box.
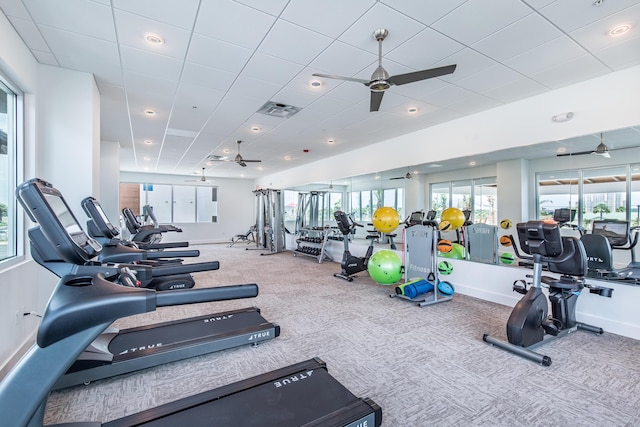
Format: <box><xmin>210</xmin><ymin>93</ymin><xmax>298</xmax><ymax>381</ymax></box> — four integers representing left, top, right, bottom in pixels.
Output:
<box><xmin>556</xmin><ymin>150</ymin><xmax>594</xmax><ymax>157</ymax></box>
<box><xmin>390</xmin><ymin>176</ymin><xmax>405</xmax><ymax>180</ymax></box>
<box><xmin>240</xmin><ymin>159</ymin><xmax>261</xmax><ymax>163</ymax></box>
<box><xmin>238</xmin><ymin>161</ymin><xmax>247</xmax><ymax>167</ymax></box>
<box><xmin>388</xmin><ymin>64</ymin><xmax>457</xmax><ymax>86</ymax></box>
<box><xmin>370</xmin><ymin>91</ymin><xmax>384</xmax><ymax>112</ymax></box>
<box><xmin>312</xmin><ymin>73</ymin><xmax>370</xmax><ymax>85</ymax></box>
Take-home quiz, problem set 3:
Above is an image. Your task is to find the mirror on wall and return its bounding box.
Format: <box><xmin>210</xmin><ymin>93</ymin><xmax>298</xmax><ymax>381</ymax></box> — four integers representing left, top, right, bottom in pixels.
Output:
<box><xmin>285</xmin><ymin>126</ymin><xmax>640</xmax><ymax>284</ymax></box>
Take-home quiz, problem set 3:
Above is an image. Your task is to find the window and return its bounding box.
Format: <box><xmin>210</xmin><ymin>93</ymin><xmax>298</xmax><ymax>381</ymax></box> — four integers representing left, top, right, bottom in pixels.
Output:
<box><xmin>349</xmin><ymin>188</ymin><xmax>404</xmax><ymax>222</ymax></box>
<box><xmin>430</xmin><ymin>177</ymin><xmax>497</xmax><ymax>225</ymax></box>
<box><xmin>0</xmin><ymin>78</ymin><xmax>19</xmax><ymax>262</ymax></box>
<box><xmin>537</xmin><ymin>165</ymin><xmax>639</xmax><ymax>230</ymax></box>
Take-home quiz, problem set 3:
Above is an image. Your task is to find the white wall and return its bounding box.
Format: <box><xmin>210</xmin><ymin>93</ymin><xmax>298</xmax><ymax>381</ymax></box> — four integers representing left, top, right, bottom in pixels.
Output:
<box><xmin>100</xmin><ymin>141</ymin><xmax>121</xmax><ymax>226</ymax></box>
<box><xmin>37</xmin><ymin>65</ymin><xmax>99</xmax><ymax>211</ymax></box>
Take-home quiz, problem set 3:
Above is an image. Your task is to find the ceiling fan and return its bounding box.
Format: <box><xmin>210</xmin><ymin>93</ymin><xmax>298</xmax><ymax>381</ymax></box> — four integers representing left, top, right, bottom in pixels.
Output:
<box><xmin>208</xmin><ymin>140</ymin><xmax>262</xmax><ymax>167</ymax></box>
<box><xmin>312</xmin><ymin>29</ymin><xmax>457</xmax><ymax>112</ymax></box>
<box><xmin>390</xmin><ymin>171</ymin><xmax>412</xmax><ymax>180</ymax></box>
<box><xmin>186</xmin><ymin>167</ymin><xmax>215</xmax><ymax>183</ymax></box>
<box><xmin>556</xmin><ymin>133</ymin><xmax>612</xmax><ymax>158</ymax></box>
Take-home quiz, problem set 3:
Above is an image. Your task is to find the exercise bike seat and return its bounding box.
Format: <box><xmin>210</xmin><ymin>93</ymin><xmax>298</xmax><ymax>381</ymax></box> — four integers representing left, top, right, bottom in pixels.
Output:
<box><xmin>541</xmin><ymin>237</ymin><xmax>586</xmax><ymax>291</ymax></box>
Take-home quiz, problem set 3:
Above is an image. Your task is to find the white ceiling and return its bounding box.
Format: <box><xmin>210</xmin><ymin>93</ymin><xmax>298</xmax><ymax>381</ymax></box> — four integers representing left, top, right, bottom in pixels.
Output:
<box><xmin>1</xmin><ymin>0</ymin><xmax>639</xmax><ymax>180</ymax></box>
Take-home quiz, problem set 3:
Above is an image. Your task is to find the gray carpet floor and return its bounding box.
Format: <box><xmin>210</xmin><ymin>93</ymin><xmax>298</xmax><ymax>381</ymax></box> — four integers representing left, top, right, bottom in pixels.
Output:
<box><xmin>44</xmin><ymin>243</ymin><xmax>640</xmax><ymax>426</ymax></box>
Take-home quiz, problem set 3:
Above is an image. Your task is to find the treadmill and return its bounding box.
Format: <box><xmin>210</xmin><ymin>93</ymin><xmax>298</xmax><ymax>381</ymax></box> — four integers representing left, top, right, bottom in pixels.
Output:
<box><xmin>0</xmin><ymin>273</ymin><xmax>382</xmax><ymax>427</ymax></box>
<box><xmin>15</xmin><ymin>178</ymin><xmax>280</xmax><ymax>390</ymax></box>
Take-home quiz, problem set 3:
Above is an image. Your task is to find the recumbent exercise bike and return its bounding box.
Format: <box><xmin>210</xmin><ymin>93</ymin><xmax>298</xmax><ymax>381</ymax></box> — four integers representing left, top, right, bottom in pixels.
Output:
<box><xmin>483</xmin><ymin>220</ymin><xmax>613</xmax><ymax>366</ymax></box>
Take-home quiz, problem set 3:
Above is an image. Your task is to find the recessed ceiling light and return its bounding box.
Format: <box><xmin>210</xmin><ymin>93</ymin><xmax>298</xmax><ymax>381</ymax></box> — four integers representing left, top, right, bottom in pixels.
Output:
<box><xmin>144</xmin><ymin>109</ymin><xmax>156</xmax><ymax>116</ymax></box>
<box><xmin>223</xmin><ymin>148</ymin><xmax>231</xmax><ymax>154</ymax></box>
<box><xmin>144</xmin><ymin>156</ymin><xmax>151</xmax><ymax>161</ymax></box>
<box><xmin>251</xmin><ymin>126</ymin><xmax>261</xmax><ymax>132</ymax></box>
<box><xmin>609</xmin><ymin>24</ymin><xmax>631</xmax><ymax>36</ymax></box>
<box><xmin>327</xmin><ymin>138</ymin><xmax>335</xmax><ymax>144</ymax></box>
<box><xmin>469</xmin><ymin>161</ymin><xmax>477</xmax><ymax>166</ymax></box>
<box><xmin>407</xmin><ymin>107</ymin><xmax>418</xmax><ymax>114</ymax></box>
<box><xmin>413</xmin><ymin>170</ymin><xmax>419</xmax><ymax>175</ymax></box>
<box><xmin>310</xmin><ymin>80</ymin><xmax>321</xmax><ymax>88</ymax></box>
<box><xmin>145</xmin><ymin>34</ymin><xmax>164</xmax><ymax>45</ymax></box>
<box><xmin>557</xmin><ymin>147</ymin><xmax>567</xmax><ymax>153</ymax></box>
<box><xmin>374</xmin><ymin>175</ymin><xmax>380</xmax><ymax>180</ymax></box>
<box><xmin>284</xmin><ymin>155</ymin><xmax>292</xmax><ymax>160</ymax></box>
<box><xmin>144</xmin><ymin>139</ymin><xmax>152</xmax><ymax>145</ymax></box>
<box><xmin>592</xmin><ymin>0</ymin><xmax>604</xmax><ymax>6</ymax></box>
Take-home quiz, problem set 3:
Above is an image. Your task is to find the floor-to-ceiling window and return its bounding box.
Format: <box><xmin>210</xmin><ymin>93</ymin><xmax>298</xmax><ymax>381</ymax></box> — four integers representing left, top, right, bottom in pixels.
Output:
<box><xmin>0</xmin><ymin>76</ymin><xmax>19</xmax><ymax>262</ymax></box>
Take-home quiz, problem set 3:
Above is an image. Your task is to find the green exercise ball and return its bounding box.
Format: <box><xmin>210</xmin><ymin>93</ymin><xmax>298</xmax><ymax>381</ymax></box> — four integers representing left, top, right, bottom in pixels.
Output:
<box><xmin>439</xmin><ymin>243</ymin><xmax>465</xmax><ymax>260</ymax></box>
<box><xmin>368</xmin><ymin>250</ymin><xmax>403</xmax><ymax>285</ymax></box>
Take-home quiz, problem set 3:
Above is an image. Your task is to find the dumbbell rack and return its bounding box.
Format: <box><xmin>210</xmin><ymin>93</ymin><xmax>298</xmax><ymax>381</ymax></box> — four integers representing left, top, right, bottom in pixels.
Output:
<box><xmin>293</xmin><ymin>227</ymin><xmax>334</xmax><ymax>263</ymax></box>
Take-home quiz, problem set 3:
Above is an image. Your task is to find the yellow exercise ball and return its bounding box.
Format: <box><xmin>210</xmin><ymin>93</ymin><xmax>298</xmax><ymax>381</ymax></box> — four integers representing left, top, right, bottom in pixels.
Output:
<box><xmin>372</xmin><ymin>207</ymin><xmax>400</xmax><ymax>233</ymax></box>
<box><xmin>440</xmin><ymin>208</ymin><xmax>466</xmax><ymax>230</ymax></box>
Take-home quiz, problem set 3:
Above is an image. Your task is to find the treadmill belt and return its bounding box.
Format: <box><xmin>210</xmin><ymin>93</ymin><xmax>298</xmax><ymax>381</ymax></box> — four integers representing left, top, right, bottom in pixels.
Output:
<box><xmin>111</xmin><ymin>308</ymin><xmax>269</xmax><ymax>360</ymax></box>
<box><xmin>104</xmin><ymin>358</ymin><xmax>381</xmax><ymax>427</ymax></box>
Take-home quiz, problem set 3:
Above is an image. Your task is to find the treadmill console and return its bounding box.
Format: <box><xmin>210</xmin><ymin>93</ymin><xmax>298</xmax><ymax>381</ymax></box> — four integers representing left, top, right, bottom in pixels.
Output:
<box><xmin>82</xmin><ymin>196</ymin><xmax>120</xmax><ymax>238</ymax></box>
<box><xmin>516</xmin><ymin>220</ymin><xmax>563</xmax><ymax>257</ymax></box>
<box><xmin>16</xmin><ymin>178</ymin><xmax>102</xmax><ymax>263</ymax></box>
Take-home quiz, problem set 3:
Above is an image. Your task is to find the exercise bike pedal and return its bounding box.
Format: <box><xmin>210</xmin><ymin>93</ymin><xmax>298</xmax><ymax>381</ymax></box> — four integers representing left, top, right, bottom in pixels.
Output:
<box><xmin>512</xmin><ymin>279</ymin><xmax>529</xmax><ymax>294</ymax></box>
<box><xmin>541</xmin><ymin>319</ymin><xmax>561</xmax><ymax>336</ymax></box>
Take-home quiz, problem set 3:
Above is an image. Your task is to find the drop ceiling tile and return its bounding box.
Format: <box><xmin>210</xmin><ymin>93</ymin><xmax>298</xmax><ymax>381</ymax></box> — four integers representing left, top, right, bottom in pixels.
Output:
<box><xmin>233</xmin><ymin>0</ymin><xmax>289</xmax><ymax>17</ymax></box>
<box><xmin>529</xmin><ymin>54</ymin><xmax>610</xmax><ymax>89</ymax></box>
<box><xmin>258</xmin><ymin>19</ymin><xmax>333</xmax><ymax>65</ymax></box>
<box><xmin>380</xmin><ymin>0</ymin><xmax>468</xmax><ymax>26</ymax></box>
<box><xmin>339</xmin><ymin>2</ymin><xmax>425</xmax><ymax>54</ymax></box>
<box><xmin>569</xmin><ymin>3</ymin><xmax>640</xmax><ymax>52</ymax></box>
<box><xmin>538</xmin><ymin>0</ymin><xmax>640</xmax><ymax>33</ymax></box>
<box><xmin>310</xmin><ymin>40</ymin><xmax>378</xmax><ymax>78</ymax></box>
<box><xmin>7</xmin><ymin>16</ymin><xmax>50</xmax><ymax>51</ymax></box>
<box><xmin>38</xmin><ymin>26</ymin><xmax>123</xmax><ymax>84</ymax></box>
<box><xmin>120</xmin><ymin>46</ymin><xmax>184</xmax><ymax>81</ymax></box>
<box><xmin>265</xmin><ymin>86</ymin><xmax>320</xmax><ymax>108</ymax></box>
<box><xmin>187</xmin><ymin>33</ymin><xmax>253</xmax><ymax>73</ymax></box>
<box><xmin>114</xmin><ymin>9</ymin><xmax>192</xmax><ymax>60</ymax></box>
<box><xmin>195</xmin><ymin>0</ymin><xmax>275</xmax><ymax>50</ymax></box>
<box><xmin>32</xmin><ymin>50</ymin><xmax>58</xmax><ymax>66</ymax></box>
<box><xmin>23</xmin><ymin>0</ymin><xmax>116</xmax><ymax>42</ymax></box>
<box><xmin>455</xmin><ymin>63</ymin><xmax>525</xmax><ymax>94</ymax></box>
<box><xmin>226</xmin><ymin>74</ymin><xmax>282</xmax><ymax>107</ymax></box>
<box><xmin>593</xmin><ymin>34</ymin><xmax>640</xmax><ymax>70</ymax></box>
<box><xmin>472</xmin><ymin>13</ymin><xmax>564</xmax><ymax>62</ymax></box>
<box><xmin>417</xmin><ymin>84</ymin><xmax>474</xmax><ymax>108</ymax></box>
<box><xmin>385</xmin><ymin>27</ymin><xmax>465</xmax><ymax>70</ymax></box>
<box><xmin>181</xmin><ymin>62</ymin><xmax>237</xmax><ymax>92</ymax></box>
<box><xmin>323</xmin><ymin>80</ymin><xmax>371</xmax><ymax>103</ymax></box>
<box><xmin>434</xmin><ymin>48</ymin><xmax>499</xmax><ymax>83</ymax></box>
<box><xmin>520</xmin><ymin>0</ymin><xmax>556</xmax><ymax>9</ymax></box>
<box><xmin>431</xmin><ymin>0</ymin><xmax>532</xmax><ymax>46</ymax></box>
<box><xmin>241</xmin><ymin>52</ymin><xmax>305</xmax><ymax>85</ymax></box>
<box><xmin>504</xmin><ymin>36</ymin><xmax>586</xmax><ymax>77</ymax></box>
<box><xmin>481</xmin><ymin>76</ymin><xmax>548</xmax><ymax>104</ymax></box>
<box><xmin>281</xmin><ymin>0</ymin><xmax>374</xmax><ymax>38</ymax></box>
<box><xmin>112</xmin><ymin>0</ymin><xmax>200</xmax><ymax>30</ymax></box>
<box><xmin>0</xmin><ymin>0</ymin><xmax>30</xmax><ymax>19</ymax></box>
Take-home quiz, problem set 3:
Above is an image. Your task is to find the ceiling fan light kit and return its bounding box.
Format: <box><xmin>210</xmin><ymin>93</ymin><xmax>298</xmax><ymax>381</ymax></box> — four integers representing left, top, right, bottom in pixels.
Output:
<box><xmin>312</xmin><ymin>29</ymin><xmax>457</xmax><ymax>112</ymax></box>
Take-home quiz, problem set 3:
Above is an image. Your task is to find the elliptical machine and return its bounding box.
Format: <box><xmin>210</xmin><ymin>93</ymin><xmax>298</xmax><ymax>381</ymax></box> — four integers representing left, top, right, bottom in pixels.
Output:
<box><xmin>334</xmin><ymin>210</ymin><xmax>376</xmax><ymax>282</ymax></box>
<box><xmin>483</xmin><ymin>220</ymin><xmax>613</xmax><ymax>366</ymax></box>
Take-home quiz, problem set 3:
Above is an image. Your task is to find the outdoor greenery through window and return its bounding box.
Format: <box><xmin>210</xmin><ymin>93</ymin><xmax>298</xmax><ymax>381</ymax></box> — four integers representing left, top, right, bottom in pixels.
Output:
<box><xmin>537</xmin><ymin>165</ymin><xmax>640</xmax><ymax>229</ymax></box>
<box><xmin>0</xmin><ymin>78</ymin><xmax>18</xmax><ymax>262</ymax></box>
<box><xmin>430</xmin><ymin>177</ymin><xmax>497</xmax><ymax>225</ymax></box>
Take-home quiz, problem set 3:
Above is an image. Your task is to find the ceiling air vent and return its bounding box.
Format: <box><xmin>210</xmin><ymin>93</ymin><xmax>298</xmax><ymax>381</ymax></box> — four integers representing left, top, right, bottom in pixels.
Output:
<box><xmin>257</xmin><ymin>101</ymin><xmax>302</xmax><ymax>118</ymax></box>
